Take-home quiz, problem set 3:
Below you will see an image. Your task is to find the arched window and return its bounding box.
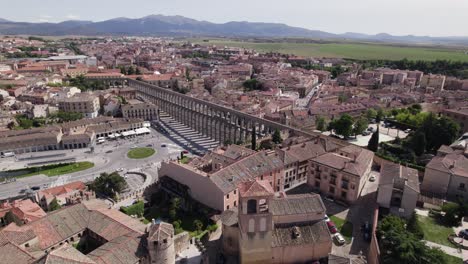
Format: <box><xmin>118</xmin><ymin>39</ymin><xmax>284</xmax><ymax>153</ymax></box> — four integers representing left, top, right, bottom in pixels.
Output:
<box><xmin>248</xmin><ymin>218</ymin><xmax>255</xmax><ymax>233</ymax></box>
<box><xmin>247</xmin><ymin>199</ymin><xmax>257</xmax><ymax>214</ymax></box>
<box><xmin>259</xmin><ymin>217</ymin><xmax>267</xmax><ymax>232</ymax></box>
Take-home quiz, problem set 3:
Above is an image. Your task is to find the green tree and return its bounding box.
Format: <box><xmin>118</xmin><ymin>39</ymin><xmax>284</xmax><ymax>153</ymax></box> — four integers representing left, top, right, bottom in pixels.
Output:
<box><xmin>368</xmin><ymin>128</ymin><xmax>379</xmax><ymax>152</ymax></box>
<box><xmin>441</xmin><ymin>202</ymin><xmax>463</xmax><ymax>226</ymax></box>
<box><xmin>353</xmin><ymin>117</ymin><xmax>369</xmax><ymax>137</ymax></box>
<box><xmin>194</xmin><ymin>219</ymin><xmax>203</xmax><ymax>232</ymax></box>
<box><xmin>315</xmin><ymin>116</ymin><xmax>327</xmax><ymax>132</ymax></box>
<box><xmin>243</xmin><ymin>79</ymin><xmax>264</xmax><ymax>91</ymax></box>
<box><xmin>135</xmin><ymin>67</ymin><xmax>142</xmax><ymax>75</ymax></box>
<box><xmin>272</xmin><ymin>129</ymin><xmax>283</xmax><ymax>144</ymax></box>
<box><xmin>127</xmin><ymin>66</ymin><xmax>135</xmax><ymax>75</ymax></box>
<box><xmin>49</xmin><ymin>198</ymin><xmax>61</xmax><ymax>211</ymax></box>
<box><xmin>407</xmin><ymin>212</ymin><xmax>424</xmax><ymax>239</ymax></box>
<box><xmin>120</xmin><ymin>67</ymin><xmax>126</xmax><ymax>75</ymax></box>
<box><xmin>259</xmin><ymin>140</ymin><xmax>274</xmax><ymax>150</ymax></box>
<box><xmin>90</xmin><ymin>172</ymin><xmax>127</xmax><ymax>199</ymax></box>
<box><xmin>376</xmin><ymin>109</ymin><xmax>385</xmax><ymax>123</ymax></box>
<box><xmin>410</xmin><ymin>131</ymin><xmax>426</xmax><ymax>156</ymax></box>
<box><xmin>333</xmin><ymin>114</ymin><xmax>354</xmax><ymax>138</ymax></box>
<box><xmin>366</xmin><ymin>109</ymin><xmax>377</xmax><ymax>120</ymax></box>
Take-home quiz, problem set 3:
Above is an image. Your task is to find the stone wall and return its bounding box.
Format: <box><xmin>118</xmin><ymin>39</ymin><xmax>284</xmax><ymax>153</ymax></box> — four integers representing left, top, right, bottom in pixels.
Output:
<box><xmin>174</xmin><ymin>231</ymin><xmax>190</xmax><ymax>254</ymax></box>
<box><xmin>367</xmin><ymin>206</ymin><xmax>381</xmax><ymax>264</ymax></box>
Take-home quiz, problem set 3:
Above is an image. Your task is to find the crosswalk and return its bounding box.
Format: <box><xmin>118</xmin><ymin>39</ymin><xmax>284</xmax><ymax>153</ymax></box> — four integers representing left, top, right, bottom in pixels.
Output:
<box><xmin>158</xmin><ymin>113</ymin><xmax>219</xmax><ymax>155</ymax></box>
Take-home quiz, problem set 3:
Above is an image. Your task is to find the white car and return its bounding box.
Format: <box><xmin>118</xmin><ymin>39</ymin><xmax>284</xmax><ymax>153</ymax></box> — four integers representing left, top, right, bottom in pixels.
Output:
<box><xmin>334</xmin><ymin>233</ymin><xmax>346</xmax><ymax>245</ymax></box>
<box><xmin>369</xmin><ymin>175</ymin><xmax>376</xmax><ymax>182</ymax></box>
<box><xmin>323</xmin><ymin>214</ymin><xmax>330</xmax><ymax>222</ymax></box>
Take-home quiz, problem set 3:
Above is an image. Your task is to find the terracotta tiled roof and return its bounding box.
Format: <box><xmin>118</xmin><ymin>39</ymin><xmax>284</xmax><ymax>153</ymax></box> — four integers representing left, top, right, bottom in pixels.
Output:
<box><xmin>44</xmin><ymin>243</ymin><xmax>96</xmax><ymax>264</ymax></box>
<box><xmin>238</xmin><ymin>180</ymin><xmax>274</xmax><ymax>197</ymax></box>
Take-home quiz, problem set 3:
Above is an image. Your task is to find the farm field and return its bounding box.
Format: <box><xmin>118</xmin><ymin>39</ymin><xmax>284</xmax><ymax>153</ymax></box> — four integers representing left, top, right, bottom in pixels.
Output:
<box><xmin>191</xmin><ymin>39</ymin><xmax>468</xmax><ymax>61</ymax></box>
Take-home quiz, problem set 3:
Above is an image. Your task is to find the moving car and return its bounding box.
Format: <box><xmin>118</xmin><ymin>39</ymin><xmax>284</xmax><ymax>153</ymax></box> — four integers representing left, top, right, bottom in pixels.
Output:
<box><xmin>327</xmin><ymin>221</ymin><xmax>338</xmax><ymax>234</ymax></box>
<box><xmin>161</xmin><ymin>144</ymin><xmax>167</xmax><ymax>147</ymax></box>
<box><xmin>334</xmin><ymin>233</ymin><xmax>346</xmax><ymax>245</ymax></box>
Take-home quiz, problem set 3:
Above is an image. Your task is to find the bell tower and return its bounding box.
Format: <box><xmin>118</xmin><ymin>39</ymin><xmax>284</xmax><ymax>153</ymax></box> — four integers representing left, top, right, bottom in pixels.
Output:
<box><xmin>238</xmin><ymin>180</ymin><xmax>274</xmax><ymax>264</ymax></box>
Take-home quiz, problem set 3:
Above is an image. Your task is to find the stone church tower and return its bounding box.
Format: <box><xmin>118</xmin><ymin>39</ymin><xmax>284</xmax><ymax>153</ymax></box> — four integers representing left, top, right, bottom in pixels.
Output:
<box><xmin>147</xmin><ymin>220</ymin><xmax>175</xmax><ymax>264</ymax></box>
<box><xmin>238</xmin><ymin>180</ymin><xmax>274</xmax><ymax>264</ymax></box>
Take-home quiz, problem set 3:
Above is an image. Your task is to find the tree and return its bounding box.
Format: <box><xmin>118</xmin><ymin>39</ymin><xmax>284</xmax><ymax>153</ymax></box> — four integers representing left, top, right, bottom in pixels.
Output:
<box><xmin>315</xmin><ymin>116</ymin><xmax>327</xmax><ymax>132</ymax></box>
<box><xmin>194</xmin><ymin>219</ymin><xmax>203</xmax><ymax>232</ymax></box>
<box><xmin>410</xmin><ymin>131</ymin><xmax>426</xmax><ymax>156</ymax></box>
<box><xmin>120</xmin><ymin>67</ymin><xmax>126</xmax><ymax>75</ymax></box>
<box><xmin>366</xmin><ymin>109</ymin><xmax>377</xmax><ymax>120</ymax></box>
<box><xmin>376</xmin><ymin>109</ymin><xmax>385</xmax><ymax>123</ymax></box>
<box><xmin>127</xmin><ymin>66</ymin><xmax>135</xmax><ymax>75</ymax></box>
<box><xmin>272</xmin><ymin>129</ymin><xmax>283</xmax><ymax>144</ymax></box>
<box><xmin>259</xmin><ymin>140</ymin><xmax>273</xmax><ymax>150</ymax></box>
<box><xmin>441</xmin><ymin>202</ymin><xmax>463</xmax><ymax>226</ymax></box>
<box><xmin>90</xmin><ymin>172</ymin><xmax>127</xmax><ymax>199</ymax></box>
<box><xmin>49</xmin><ymin>198</ymin><xmax>61</xmax><ymax>211</ymax></box>
<box><xmin>407</xmin><ymin>212</ymin><xmax>424</xmax><ymax>239</ymax></box>
<box><xmin>368</xmin><ymin>128</ymin><xmax>379</xmax><ymax>152</ymax></box>
<box><xmin>353</xmin><ymin>117</ymin><xmax>369</xmax><ymax>137</ymax></box>
<box><xmin>0</xmin><ymin>94</ymin><xmax>3</xmax><ymax>103</ymax></box>
<box><xmin>135</xmin><ymin>67</ymin><xmax>142</xmax><ymax>75</ymax></box>
<box><xmin>242</xmin><ymin>79</ymin><xmax>264</xmax><ymax>91</ymax></box>
<box><xmin>7</xmin><ymin>121</ymin><xmax>15</xmax><ymax>130</ymax></box>
<box><xmin>420</xmin><ymin>113</ymin><xmax>460</xmax><ymax>152</ymax></box>
<box><xmin>333</xmin><ymin>114</ymin><xmax>354</xmax><ymax>138</ymax></box>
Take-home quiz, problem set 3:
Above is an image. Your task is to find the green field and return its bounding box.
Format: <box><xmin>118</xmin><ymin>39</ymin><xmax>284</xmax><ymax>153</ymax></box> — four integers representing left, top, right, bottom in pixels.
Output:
<box><xmin>191</xmin><ymin>39</ymin><xmax>468</xmax><ymax>61</ymax></box>
<box><xmin>8</xmin><ymin>161</ymin><xmax>95</xmax><ymax>178</ymax></box>
<box><xmin>127</xmin><ymin>147</ymin><xmax>156</xmax><ymax>159</ymax></box>
<box><xmin>418</xmin><ymin>215</ymin><xmax>456</xmax><ymax>248</ymax></box>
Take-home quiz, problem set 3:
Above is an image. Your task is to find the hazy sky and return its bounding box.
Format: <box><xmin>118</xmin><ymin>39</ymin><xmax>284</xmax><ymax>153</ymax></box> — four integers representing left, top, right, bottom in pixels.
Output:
<box><xmin>2</xmin><ymin>0</ymin><xmax>467</xmax><ymax>36</ymax></box>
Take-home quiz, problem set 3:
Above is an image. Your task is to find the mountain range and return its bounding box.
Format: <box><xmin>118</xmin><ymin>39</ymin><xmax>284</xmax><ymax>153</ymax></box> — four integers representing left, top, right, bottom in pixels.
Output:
<box><xmin>1</xmin><ymin>14</ymin><xmax>467</xmax><ymax>45</ymax></box>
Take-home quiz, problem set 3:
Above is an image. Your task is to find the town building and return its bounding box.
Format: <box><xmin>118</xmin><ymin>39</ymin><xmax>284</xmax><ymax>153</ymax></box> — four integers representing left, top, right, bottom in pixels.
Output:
<box><xmin>0</xmin><ymin>199</ymin><xmax>194</xmax><ymax>264</ymax></box>
<box><xmin>34</xmin><ymin>181</ymin><xmax>94</xmax><ymax>211</ymax></box>
<box><xmin>221</xmin><ymin>180</ymin><xmax>332</xmax><ymax>263</ymax></box>
<box><xmin>58</xmin><ymin>93</ymin><xmax>100</xmax><ymax>118</ymax></box>
<box><xmin>122</xmin><ymin>100</ymin><xmax>159</xmax><ymax>121</ymax></box>
<box><xmin>158</xmin><ymin>145</ymin><xmax>284</xmax><ymax>212</ymax></box>
<box><xmin>377</xmin><ymin>162</ymin><xmax>420</xmax><ymax>218</ymax></box>
<box><xmin>421</xmin><ymin>144</ymin><xmax>468</xmax><ymax>201</ymax></box>
<box><xmin>308</xmin><ymin>145</ymin><xmax>374</xmax><ymax>204</ymax></box>
<box><xmin>0</xmin><ymin>199</ymin><xmax>47</xmax><ymax>226</ymax></box>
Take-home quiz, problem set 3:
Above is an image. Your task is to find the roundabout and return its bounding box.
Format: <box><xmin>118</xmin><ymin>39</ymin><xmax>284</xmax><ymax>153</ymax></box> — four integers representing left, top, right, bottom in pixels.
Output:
<box><xmin>127</xmin><ymin>147</ymin><xmax>156</xmax><ymax>159</ymax></box>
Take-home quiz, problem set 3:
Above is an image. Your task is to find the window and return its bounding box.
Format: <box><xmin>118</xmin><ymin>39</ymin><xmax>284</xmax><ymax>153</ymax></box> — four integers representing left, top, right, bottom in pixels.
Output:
<box><xmin>259</xmin><ymin>217</ymin><xmax>267</xmax><ymax>232</ymax></box>
<box><xmin>315</xmin><ymin>181</ymin><xmax>320</xmax><ymax>188</ymax></box>
<box><xmin>227</xmin><ymin>194</ymin><xmax>230</xmax><ymax>199</ymax></box>
<box><xmin>459</xmin><ymin>183</ymin><xmax>466</xmax><ymax>190</ymax></box>
<box><xmin>247</xmin><ymin>199</ymin><xmax>257</xmax><ymax>214</ymax></box>
<box><xmin>260</xmin><ymin>176</ymin><xmax>264</xmax><ymax>180</ymax></box>
<box><xmin>227</xmin><ymin>205</ymin><xmax>230</xmax><ymax>210</ymax></box>
<box><xmin>248</xmin><ymin>219</ymin><xmax>255</xmax><ymax>233</ymax></box>
<box><xmin>329</xmin><ymin>186</ymin><xmax>335</xmax><ymax>194</ymax></box>
<box><xmin>234</xmin><ymin>201</ymin><xmax>237</xmax><ymax>207</ymax></box>
<box><xmin>341</xmin><ymin>191</ymin><xmax>347</xmax><ymax>199</ymax></box>
<box><xmin>234</xmin><ymin>190</ymin><xmax>236</xmax><ymax>195</ymax></box>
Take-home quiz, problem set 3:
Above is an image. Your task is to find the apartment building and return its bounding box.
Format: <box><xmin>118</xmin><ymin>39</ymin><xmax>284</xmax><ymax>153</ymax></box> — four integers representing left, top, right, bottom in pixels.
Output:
<box><xmin>308</xmin><ymin>145</ymin><xmax>374</xmax><ymax>204</ymax></box>
<box><xmin>377</xmin><ymin>162</ymin><xmax>420</xmax><ymax>218</ymax></box>
<box><xmin>58</xmin><ymin>92</ymin><xmax>100</xmax><ymax>118</ymax></box>
<box><xmin>158</xmin><ymin>145</ymin><xmax>284</xmax><ymax>212</ymax></box>
<box><xmin>122</xmin><ymin>99</ymin><xmax>159</xmax><ymax>121</ymax></box>
<box><xmin>421</xmin><ymin>144</ymin><xmax>468</xmax><ymax>201</ymax></box>
<box><xmin>420</xmin><ymin>74</ymin><xmax>446</xmax><ymax>91</ymax></box>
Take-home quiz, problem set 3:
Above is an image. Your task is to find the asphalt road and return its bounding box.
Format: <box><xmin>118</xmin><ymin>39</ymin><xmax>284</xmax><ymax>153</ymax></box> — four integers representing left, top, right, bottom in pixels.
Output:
<box><xmin>0</xmin><ymin>127</ymin><xmax>186</xmax><ymax>200</ymax></box>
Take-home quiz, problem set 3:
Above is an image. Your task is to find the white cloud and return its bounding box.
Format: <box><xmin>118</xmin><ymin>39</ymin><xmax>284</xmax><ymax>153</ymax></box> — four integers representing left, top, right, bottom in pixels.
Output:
<box><xmin>66</xmin><ymin>14</ymin><xmax>80</xmax><ymax>20</ymax></box>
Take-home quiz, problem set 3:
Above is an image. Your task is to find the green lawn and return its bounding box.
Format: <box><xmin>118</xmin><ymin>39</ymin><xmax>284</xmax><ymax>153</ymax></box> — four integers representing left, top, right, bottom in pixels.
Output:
<box><xmin>190</xmin><ymin>39</ymin><xmax>468</xmax><ymax>62</ymax></box>
<box><xmin>330</xmin><ymin>215</ymin><xmax>353</xmax><ymax>241</ymax></box>
<box><xmin>418</xmin><ymin>215</ymin><xmax>456</xmax><ymax>248</ymax></box>
<box><xmin>127</xmin><ymin>147</ymin><xmax>155</xmax><ymax>159</ymax></box>
<box><xmin>180</xmin><ymin>156</ymin><xmax>190</xmax><ymax>164</ymax></box>
<box><xmin>9</xmin><ymin>161</ymin><xmax>95</xmax><ymax>178</ymax></box>
<box><xmin>444</xmin><ymin>253</ymin><xmax>463</xmax><ymax>264</ymax></box>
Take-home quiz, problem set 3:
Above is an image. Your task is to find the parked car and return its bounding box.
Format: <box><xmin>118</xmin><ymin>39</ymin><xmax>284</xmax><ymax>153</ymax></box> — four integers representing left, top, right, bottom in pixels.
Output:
<box><xmin>323</xmin><ymin>214</ymin><xmax>330</xmax><ymax>222</ymax></box>
<box><xmin>182</xmin><ymin>150</ymin><xmax>189</xmax><ymax>154</ymax></box>
<box><xmin>362</xmin><ymin>131</ymin><xmax>370</xmax><ymax>136</ymax></box>
<box><xmin>161</xmin><ymin>144</ymin><xmax>167</xmax><ymax>147</ymax></box>
<box><xmin>105</xmin><ymin>150</ymin><xmax>113</xmax><ymax>153</ymax></box>
<box><xmin>369</xmin><ymin>175</ymin><xmax>376</xmax><ymax>182</ymax></box>
<box><xmin>130</xmin><ymin>146</ymin><xmax>138</xmax><ymax>149</ymax></box>
<box><xmin>146</xmin><ymin>144</ymin><xmax>153</xmax><ymax>147</ymax></box>
<box><xmin>404</xmin><ymin>129</ymin><xmax>412</xmax><ymax>133</ymax></box>
<box><xmin>31</xmin><ymin>186</ymin><xmax>40</xmax><ymax>191</ymax></box>
<box><xmin>458</xmin><ymin>229</ymin><xmax>468</xmax><ymax>239</ymax></box>
<box><xmin>334</xmin><ymin>233</ymin><xmax>346</xmax><ymax>245</ymax></box>
<box><xmin>327</xmin><ymin>221</ymin><xmax>338</xmax><ymax>234</ymax></box>
<box><xmin>367</xmin><ymin>127</ymin><xmax>375</xmax><ymax>132</ymax></box>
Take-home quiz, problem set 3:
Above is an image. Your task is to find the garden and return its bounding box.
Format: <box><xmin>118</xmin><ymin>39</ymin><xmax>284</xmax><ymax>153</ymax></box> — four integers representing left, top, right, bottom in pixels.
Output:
<box><xmin>127</xmin><ymin>147</ymin><xmax>156</xmax><ymax>159</ymax></box>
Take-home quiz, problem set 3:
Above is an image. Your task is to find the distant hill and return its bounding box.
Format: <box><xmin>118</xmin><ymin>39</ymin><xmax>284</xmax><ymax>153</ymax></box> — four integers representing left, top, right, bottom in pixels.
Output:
<box><xmin>0</xmin><ymin>15</ymin><xmax>467</xmax><ymax>45</ymax></box>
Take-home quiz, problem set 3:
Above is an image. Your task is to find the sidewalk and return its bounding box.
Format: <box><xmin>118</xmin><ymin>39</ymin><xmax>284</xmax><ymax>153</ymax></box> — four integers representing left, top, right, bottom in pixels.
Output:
<box><xmin>424</xmin><ymin>240</ymin><xmax>463</xmax><ymax>259</ymax></box>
